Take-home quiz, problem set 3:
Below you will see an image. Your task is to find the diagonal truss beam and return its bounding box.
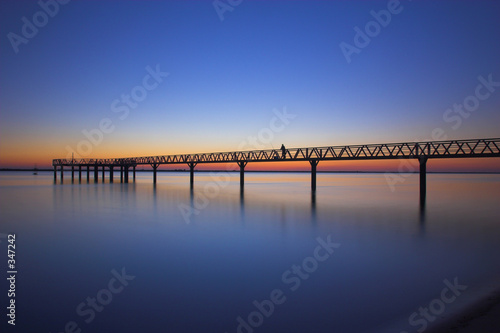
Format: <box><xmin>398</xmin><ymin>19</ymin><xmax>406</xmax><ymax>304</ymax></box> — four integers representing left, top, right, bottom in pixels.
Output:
<box><xmin>53</xmin><ymin>138</ymin><xmax>500</xmax><ymax>167</ymax></box>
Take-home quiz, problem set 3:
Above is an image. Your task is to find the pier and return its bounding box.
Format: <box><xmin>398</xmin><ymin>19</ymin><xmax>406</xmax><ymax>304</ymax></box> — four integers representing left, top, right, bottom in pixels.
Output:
<box><xmin>53</xmin><ymin>138</ymin><xmax>500</xmax><ymax>204</ymax></box>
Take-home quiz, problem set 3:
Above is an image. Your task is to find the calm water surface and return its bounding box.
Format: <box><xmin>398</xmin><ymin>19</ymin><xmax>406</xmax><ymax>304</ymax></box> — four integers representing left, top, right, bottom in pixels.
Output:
<box><xmin>0</xmin><ymin>171</ymin><xmax>499</xmax><ymax>333</ymax></box>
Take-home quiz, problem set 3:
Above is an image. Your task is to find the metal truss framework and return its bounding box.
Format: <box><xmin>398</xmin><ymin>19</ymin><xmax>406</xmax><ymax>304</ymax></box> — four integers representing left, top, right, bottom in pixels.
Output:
<box><xmin>53</xmin><ymin>138</ymin><xmax>500</xmax><ymax>167</ymax></box>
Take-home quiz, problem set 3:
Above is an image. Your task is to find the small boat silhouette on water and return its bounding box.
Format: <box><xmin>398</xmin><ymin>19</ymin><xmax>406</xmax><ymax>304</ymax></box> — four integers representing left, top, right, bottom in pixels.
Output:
<box><xmin>33</xmin><ymin>164</ymin><xmax>38</xmax><ymax>175</ymax></box>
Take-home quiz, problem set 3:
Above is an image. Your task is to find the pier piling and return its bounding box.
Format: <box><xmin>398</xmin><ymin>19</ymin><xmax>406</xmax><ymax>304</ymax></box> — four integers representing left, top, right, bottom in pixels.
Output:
<box><xmin>419</xmin><ymin>156</ymin><xmax>428</xmax><ymax>207</ymax></box>
<box><xmin>188</xmin><ymin>162</ymin><xmax>197</xmax><ymax>189</ymax></box>
<box><xmin>237</xmin><ymin>161</ymin><xmax>248</xmax><ymax>189</ymax></box>
<box><xmin>310</xmin><ymin>159</ymin><xmax>319</xmax><ymax>192</ymax></box>
<box><xmin>94</xmin><ymin>165</ymin><xmax>98</xmax><ymax>183</ymax></box>
<box><xmin>152</xmin><ymin>164</ymin><xmax>158</xmax><ymax>184</ymax></box>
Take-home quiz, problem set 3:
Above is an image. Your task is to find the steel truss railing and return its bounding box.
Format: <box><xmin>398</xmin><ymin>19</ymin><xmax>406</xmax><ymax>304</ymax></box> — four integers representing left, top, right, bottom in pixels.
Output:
<box><xmin>53</xmin><ymin>138</ymin><xmax>500</xmax><ymax>166</ymax></box>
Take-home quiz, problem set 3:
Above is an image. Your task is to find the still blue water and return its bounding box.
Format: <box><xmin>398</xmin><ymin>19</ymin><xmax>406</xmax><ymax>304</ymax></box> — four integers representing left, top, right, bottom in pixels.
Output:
<box><xmin>0</xmin><ymin>171</ymin><xmax>499</xmax><ymax>332</ymax></box>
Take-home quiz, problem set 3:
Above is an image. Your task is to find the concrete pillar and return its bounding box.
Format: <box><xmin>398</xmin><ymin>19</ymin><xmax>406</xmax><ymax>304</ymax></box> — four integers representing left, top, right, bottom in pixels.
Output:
<box><xmin>133</xmin><ymin>165</ymin><xmax>136</xmax><ymax>181</ymax></box>
<box><xmin>86</xmin><ymin>166</ymin><xmax>90</xmax><ymax>183</ymax></box>
<box><xmin>94</xmin><ymin>165</ymin><xmax>98</xmax><ymax>183</ymax></box>
<box><xmin>237</xmin><ymin>161</ymin><xmax>248</xmax><ymax>189</ymax></box>
<box><xmin>110</xmin><ymin>166</ymin><xmax>114</xmax><ymax>183</ymax></box>
<box><xmin>53</xmin><ymin>166</ymin><xmax>57</xmax><ymax>182</ymax></box>
<box><xmin>124</xmin><ymin>166</ymin><xmax>129</xmax><ymax>183</ymax></box>
<box><xmin>71</xmin><ymin>165</ymin><xmax>75</xmax><ymax>183</ymax></box>
<box><xmin>102</xmin><ymin>166</ymin><xmax>105</xmax><ymax>183</ymax></box>
<box><xmin>188</xmin><ymin>162</ymin><xmax>197</xmax><ymax>189</ymax></box>
<box><xmin>310</xmin><ymin>159</ymin><xmax>319</xmax><ymax>192</ymax></box>
<box><xmin>60</xmin><ymin>165</ymin><xmax>64</xmax><ymax>182</ymax></box>
<box><xmin>152</xmin><ymin>164</ymin><xmax>158</xmax><ymax>184</ymax></box>
<box><xmin>419</xmin><ymin>156</ymin><xmax>428</xmax><ymax>207</ymax></box>
<box><xmin>120</xmin><ymin>166</ymin><xmax>124</xmax><ymax>183</ymax></box>
<box><xmin>78</xmin><ymin>166</ymin><xmax>82</xmax><ymax>183</ymax></box>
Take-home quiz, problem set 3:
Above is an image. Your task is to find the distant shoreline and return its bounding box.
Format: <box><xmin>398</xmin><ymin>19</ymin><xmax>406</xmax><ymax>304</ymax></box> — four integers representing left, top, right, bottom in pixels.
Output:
<box><xmin>1</xmin><ymin>168</ymin><xmax>499</xmax><ymax>174</ymax></box>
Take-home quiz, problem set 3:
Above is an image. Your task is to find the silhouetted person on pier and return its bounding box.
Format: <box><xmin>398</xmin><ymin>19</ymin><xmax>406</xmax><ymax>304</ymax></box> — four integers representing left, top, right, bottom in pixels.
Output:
<box><xmin>281</xmin><ymin>144</ymin><xmax>286</xmax><ymax>159</ymax></box>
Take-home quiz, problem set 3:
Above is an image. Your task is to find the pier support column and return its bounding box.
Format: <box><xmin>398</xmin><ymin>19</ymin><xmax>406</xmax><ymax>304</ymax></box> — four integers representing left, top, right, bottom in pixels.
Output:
<box><xmin>60</xmin><ymin>166</ymin><xmax>64</xmax><ymax>182</ymax></box>
<box><xmin>78</xmin><ymin>166</ymin><xmax>82</xmax><ymax>183</ymax></box>
<box><xmin>133</xmin><ymin>165</ymin><xmax>136</xmax><ymax>182</ymax></box>
<box><xmin>71</xmin><ymin>165</ymin><xmax>75</xmax><ymax>183</ymax></box>
<box><xmin>124</xmin><ymin>166</ymin><xmax>129</xmax><ymax>183</ymax></box>
<box><xmin>102</xmin><ymin>166</ymin><xmax>105</xmax><ymax>183</ymax></box>
<box><xmin>53</xmin><ymin>166</ymin><xmax>57</xmax><ymax>182</ymax></box>
<box><xmin>110</xmin><ymin>166</ymin><xmax>114</xmax><ymax>183</ymax></box>
<box><xmin>151</xmin><ymin>164</ymin><xmax>159</xmax><ymax>184</ymax></box>
<box><xmin>120</xmin><ymin>166</ymin><xmax>124</xmax><ymax>183</ymax></box>
<box><xmin>94</xmin><ymin>165</ymin><xmax>98</xmax><ymax>183</ymax></box>
<box><xmin>86</xmin><ymin>166</ymin><xmax>90</xmax><ymax>183</ymax></box>
<box><xmin>309</xmin><ymin>159</ymin><xmax>319</xmax><ymax>192</ymax></box>
<box><xmin>237</xmin><ymin>161</ymin><xmax>248</xmax><ymax>189</ymax></box>
<box><xmin>187</xmin><ymin>162</ymin><xmax>197</xmax><ymax>189</ymax></box>
<box><xmin>419</xmin><ymin>156</ymin><xmax>428</xmax><ymax>208</ymax></box>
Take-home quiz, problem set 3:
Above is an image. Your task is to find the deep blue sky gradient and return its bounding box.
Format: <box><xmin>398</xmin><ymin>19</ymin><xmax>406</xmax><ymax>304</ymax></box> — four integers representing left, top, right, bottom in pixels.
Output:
<box><xmin>1</xmin><ymin>0</ymin><xmax>499</xmax><ymax>166</ymax></box>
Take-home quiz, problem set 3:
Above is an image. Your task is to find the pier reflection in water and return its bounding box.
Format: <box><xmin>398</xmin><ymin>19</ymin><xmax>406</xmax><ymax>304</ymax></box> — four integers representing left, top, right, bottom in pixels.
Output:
<box><xmin>1</xmin><ymin>171</ymin><xmax>500</xmax><ymax>333</ymax></box>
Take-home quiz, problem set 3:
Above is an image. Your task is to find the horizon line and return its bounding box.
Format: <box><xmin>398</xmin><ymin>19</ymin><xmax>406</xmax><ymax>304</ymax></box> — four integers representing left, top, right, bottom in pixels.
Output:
<box><xmin>2</xmin><ymin>168</ymin><xmax>499</xmax><ymax>175</ymax></box>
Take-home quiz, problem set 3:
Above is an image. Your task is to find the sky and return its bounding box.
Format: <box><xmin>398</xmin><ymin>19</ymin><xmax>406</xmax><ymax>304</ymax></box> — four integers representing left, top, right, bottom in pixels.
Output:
<box><xmin>0</xmin><ymin>0</ymin><xmax>499</xmax><ymax>171</ymax></box>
